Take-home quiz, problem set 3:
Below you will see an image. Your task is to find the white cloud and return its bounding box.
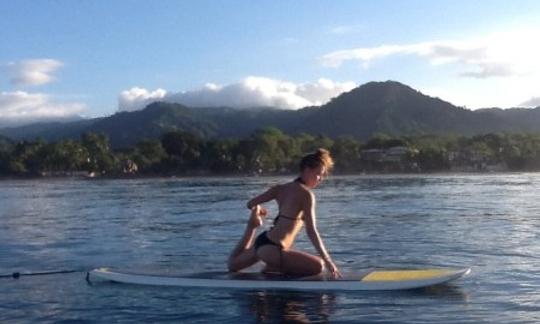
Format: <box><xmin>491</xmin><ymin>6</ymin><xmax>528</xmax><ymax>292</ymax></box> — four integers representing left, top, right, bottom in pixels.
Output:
<box><xmin>458</xmin><ymin>62</ymin><xmax>515</xmax><ymax>78</ymax></box>
<box><xmin>520</xmin><ymin>96</ymin><xmax>540</xmax><ymax>108</ymax></box>
<box><xmin>0</xmin><ymin>91</ymin><xmax>85</xmax><ymax>126</ymax></box>
<box><xmin>118</xmin><ymin>77</ymin><xmax>357</xmax><ymax>112</ymax></box>
<box><xmin>320</xmin><ymin>27</ymin><xmax>540</xmax><ymax>79</ymax></box>
<box><xmin>296</xmin><ymin>78</ymin><xmax>356</xmax><ymax>106</ymax></box>
<box><xmin>118</xmin><ymin>87</ymin><xmax>167</xmax><ymax>112</ymax></box>
<box><xmin>167</xmin><ymin>77</ymin><xmax>312</xmax><ymax>109</ymax></box>
<box><xmin>5</xmin><ymin>59</ymin><xmax>63</xmax><ymax>87</ymax></box>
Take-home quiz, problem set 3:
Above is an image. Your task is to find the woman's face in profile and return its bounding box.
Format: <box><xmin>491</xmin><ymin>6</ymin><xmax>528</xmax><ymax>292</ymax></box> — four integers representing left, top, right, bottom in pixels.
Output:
<box><xmin>304</xmin><ymin>165</ymin><xmax>326</xmax><ymax>188</ymax></box>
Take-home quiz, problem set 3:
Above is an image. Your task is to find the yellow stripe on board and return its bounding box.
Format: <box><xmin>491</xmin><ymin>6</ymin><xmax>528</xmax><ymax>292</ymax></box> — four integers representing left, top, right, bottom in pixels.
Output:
<box><xmin>361</xmin><ymin>269</ymin><xmax>455</xmax><ymax>282</ymax></box>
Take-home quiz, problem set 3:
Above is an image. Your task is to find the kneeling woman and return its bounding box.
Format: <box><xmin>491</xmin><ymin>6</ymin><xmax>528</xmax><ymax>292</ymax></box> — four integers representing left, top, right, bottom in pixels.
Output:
<box><xmin>227</xmin><ymin>149</ymin><xmax>341</xmax><ymax>278</ymax></box>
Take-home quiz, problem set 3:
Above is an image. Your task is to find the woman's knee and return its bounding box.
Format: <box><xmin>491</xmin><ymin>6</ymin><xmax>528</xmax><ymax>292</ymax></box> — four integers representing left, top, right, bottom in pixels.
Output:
<box><xmin>307</xmin><ymin>257</ymin><xmax>324</xmax><ymax>274</ymax></box>
<box><xmin>227</xmin><ymin>258</ymin><xmax>240</xmax><ymax>272</ymax></box>
<box><xmin>316</xmin><ymin>258</ymin><xmax>325</xmax><ymax>273</ymax></box>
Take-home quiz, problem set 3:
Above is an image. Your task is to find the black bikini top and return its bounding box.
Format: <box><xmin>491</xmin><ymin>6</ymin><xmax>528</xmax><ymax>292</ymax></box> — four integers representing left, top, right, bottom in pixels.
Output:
<box><xmin>273</xmin><ymin>213</ymin><xmax>302</xmax><ymax>225</ymax></box>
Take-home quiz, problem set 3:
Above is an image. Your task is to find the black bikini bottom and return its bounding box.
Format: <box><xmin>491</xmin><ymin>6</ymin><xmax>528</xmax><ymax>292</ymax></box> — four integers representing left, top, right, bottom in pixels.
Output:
<box><xmin>254</xmin><ymin>231</ymin><xmax>283</xmax><ymax>251</ymax></box>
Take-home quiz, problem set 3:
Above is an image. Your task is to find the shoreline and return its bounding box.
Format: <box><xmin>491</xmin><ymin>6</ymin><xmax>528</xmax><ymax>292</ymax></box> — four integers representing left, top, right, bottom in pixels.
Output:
<box><xmin>1</xmin><ymin>169</ymin><xmax>538</xmax><ymax>181</ymax></box>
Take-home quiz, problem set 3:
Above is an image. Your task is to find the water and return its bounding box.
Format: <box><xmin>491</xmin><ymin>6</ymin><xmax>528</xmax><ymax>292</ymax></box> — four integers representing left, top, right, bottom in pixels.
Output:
<box><xmin>1</xmin><ymin>174</ymin><xmax>539</xmax><ymax>323</ymax></box>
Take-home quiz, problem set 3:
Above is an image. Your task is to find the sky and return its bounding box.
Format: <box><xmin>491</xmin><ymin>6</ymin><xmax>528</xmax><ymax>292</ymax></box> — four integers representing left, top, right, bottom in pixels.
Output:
<box><xmin>2</xmin><ymin>0</ymin><xmax>540</xmax><ymax>126</ymax></box>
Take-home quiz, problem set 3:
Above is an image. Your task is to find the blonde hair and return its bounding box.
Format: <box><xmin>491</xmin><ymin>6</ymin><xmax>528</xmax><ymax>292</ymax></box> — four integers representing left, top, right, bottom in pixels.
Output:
<box><xmin>299</xmin><ymin>148</ymin><xmax>334</xmax><ymax>174</ymax></box>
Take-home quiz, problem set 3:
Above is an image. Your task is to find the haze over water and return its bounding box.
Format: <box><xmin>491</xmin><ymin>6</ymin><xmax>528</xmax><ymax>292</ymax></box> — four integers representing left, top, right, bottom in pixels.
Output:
<box><xmin>1</xmin><ymin>174</ymin><xmax>539</xmax><ymax>323</ymax></box>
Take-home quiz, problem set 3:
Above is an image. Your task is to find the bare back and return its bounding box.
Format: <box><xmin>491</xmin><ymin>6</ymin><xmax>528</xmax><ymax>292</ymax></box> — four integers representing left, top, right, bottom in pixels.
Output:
<box><xmin>266</xmin><ymin>181</ymin><xmax>311</xmax><ymax>249</ymax></box>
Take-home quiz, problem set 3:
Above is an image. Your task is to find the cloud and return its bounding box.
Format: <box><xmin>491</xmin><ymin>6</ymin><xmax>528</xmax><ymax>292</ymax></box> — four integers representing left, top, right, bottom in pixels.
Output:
<box><xmin>5</xmin><ymin>59</ymin><xmax>64</xmax><ymax>87</ymax></box>
<box><xmin>458</xmin><ymin>63</ymin><xmax>515</xmax><ymax>78</ymax></box>
<box><xmin>118</xmin><ymin>87</ymin><xmax>167</xmax><ymax>112</ymax></box>
<box><xmin>167</xmin><ymin>77</ymin><xmax>313</xmax><ymax>109</ymax></box>
<box><xmin>118</xmin><ymin>77</ymin><xmax>357</xmax><ymax>112</ymax></box>
<box><xmin>296</xmin><ymin>78</ymin><xmax>357</xmax><ymax>106</ymax></box>
<box><xmin>0</xmin><ymin>91</ymin><xmax>85</xmax><ymax>126</ymax></box>
<box><xmin>320</xmin><ymin>28</ymin><xmax>540</xmax><ymax>79</ymax></box>
<box><xmin>519</xmin><ymin>96</ymin><xmax>540</xmax><ymax>108</ymax></box>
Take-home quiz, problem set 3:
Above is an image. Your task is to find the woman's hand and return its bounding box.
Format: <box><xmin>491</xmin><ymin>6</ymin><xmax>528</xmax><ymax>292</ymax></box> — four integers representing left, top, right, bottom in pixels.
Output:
<box><xmin>324</xmin><ymin>258</ymin><xmax>342</xmax><ymax>279</ymax></box>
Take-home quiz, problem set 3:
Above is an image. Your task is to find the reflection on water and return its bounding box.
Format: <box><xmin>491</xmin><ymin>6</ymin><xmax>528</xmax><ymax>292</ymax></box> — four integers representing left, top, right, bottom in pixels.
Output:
<box><xmin>82</xmin><ymin>271</ymin><xmax>472</xmax><ymax>323</ymax></box>
<box><xmin>239</xmin><ymin>291</ymin><xmax>337</xmax><ymax>323</ymax></box>
<box><xmin>233</xmin><ymin>283</ymin><xmax>471</xmax><ymax>323</ymax></box>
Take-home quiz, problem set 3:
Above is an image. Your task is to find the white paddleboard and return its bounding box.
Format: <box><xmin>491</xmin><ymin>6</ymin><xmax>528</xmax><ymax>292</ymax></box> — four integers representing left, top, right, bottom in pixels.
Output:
<box><xmin>88</xmin><ymin>267</ymin><xmax>471</xmax><ymax>291</ymax></box>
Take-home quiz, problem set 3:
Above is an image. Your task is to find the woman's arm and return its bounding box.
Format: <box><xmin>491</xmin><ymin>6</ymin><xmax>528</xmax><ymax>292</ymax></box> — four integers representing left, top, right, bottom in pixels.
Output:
<box><xmin>246</xmin><ymin>186</ymin><xmax>278</xmax><ymax>210</ymax></box>
<box><xmin>303</xmin><ymin>192</ymin><xmax>341</xmax><ymax>278</ymax></box>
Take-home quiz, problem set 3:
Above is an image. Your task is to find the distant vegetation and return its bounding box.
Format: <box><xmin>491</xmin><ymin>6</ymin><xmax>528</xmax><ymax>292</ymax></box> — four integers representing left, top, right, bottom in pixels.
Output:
<box><xmin>1</xmin><ymin>128</ymin><xmax>540</xmax><ymax>178</ymax></box>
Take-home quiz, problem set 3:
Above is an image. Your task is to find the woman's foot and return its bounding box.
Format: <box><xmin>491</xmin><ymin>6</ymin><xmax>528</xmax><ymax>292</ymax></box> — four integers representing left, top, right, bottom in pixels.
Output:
<box><xmin>248</xmin><ymin>205</ymin><xmax>266</xmax><ymax>228</ymax></box>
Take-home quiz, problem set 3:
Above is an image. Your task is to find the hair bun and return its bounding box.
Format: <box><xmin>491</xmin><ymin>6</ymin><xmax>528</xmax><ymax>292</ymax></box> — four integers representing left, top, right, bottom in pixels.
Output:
<box><xmin>316</xmin><ymin>148</ymin><xmax>330</xmax><ymax>157</ymax></box>
<box><xmin>299</xmin><ymin>148</ymin><xmax>334</xmax><ymax>173</ymax></box>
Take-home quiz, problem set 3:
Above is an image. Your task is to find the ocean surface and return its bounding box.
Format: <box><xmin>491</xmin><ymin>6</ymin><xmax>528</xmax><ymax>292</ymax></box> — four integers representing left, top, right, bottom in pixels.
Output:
<box><xmin>1</xmin><ymin>174</ymin><xmax>539</xmax><ymax>323</ymax></box>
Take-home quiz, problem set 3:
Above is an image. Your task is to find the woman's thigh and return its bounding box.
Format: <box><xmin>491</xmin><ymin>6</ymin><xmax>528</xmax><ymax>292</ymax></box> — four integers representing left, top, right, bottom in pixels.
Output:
<box><xmin>257</xmin><ymin>246</ymin><xmax>324</xmax><ymax>276</ymax></box>
<box><xmin>256</xmin><ymin>245</ymin><xmax>282</xmax><ymax>269</ymax></box>
<box><xmin>228</xmin><ymin>246</ymin><xmax>259</xmax><ymax>272</ymax></box>
<box><xmin>281</xmin><ymin>249</ymin><xmax>324</xmax><ymax>276</ymax></box>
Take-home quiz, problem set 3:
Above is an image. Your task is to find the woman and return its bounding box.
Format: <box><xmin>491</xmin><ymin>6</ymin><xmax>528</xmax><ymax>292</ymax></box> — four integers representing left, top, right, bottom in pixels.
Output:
<box><xmin>227</xmin><ymin>148</ymin><xmax>341</xmax><ymax>278</ymax></box>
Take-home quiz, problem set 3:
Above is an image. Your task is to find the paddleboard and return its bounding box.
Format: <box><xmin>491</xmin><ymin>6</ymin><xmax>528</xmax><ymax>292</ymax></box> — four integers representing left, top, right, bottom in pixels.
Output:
<box><xmin>88</xmin><ymin>267</ymin><xmax>471</xmax><ymax>291</ymax></box>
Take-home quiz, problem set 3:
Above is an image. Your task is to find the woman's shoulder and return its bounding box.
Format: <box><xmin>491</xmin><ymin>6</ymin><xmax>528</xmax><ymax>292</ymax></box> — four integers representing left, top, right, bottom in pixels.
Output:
<box><xmin>282</xmin><ymin>180</ymin><xmax>313</xmax><ymax>199</ymax></box>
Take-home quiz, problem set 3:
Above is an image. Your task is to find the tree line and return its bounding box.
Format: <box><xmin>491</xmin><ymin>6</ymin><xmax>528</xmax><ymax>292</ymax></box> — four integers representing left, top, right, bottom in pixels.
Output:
<box><xmin>1</xmin><ymin>128</ymin><xmax>540</xmax><ymax>177</ymax></box>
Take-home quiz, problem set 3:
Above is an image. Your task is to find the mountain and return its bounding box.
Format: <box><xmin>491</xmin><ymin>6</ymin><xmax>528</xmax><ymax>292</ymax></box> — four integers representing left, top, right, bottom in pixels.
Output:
<box><xmin>1</xmin><ymin>81</ymin><xmax>540</xmax><ymax>148</ymax></box>
<box><xmin>474</xmin><ymin>107</ymin><xmax>540</xmax><ymax>132</ymax></box>
<box><xmin>0</xmin><ymin>134</ymin><xmax>12</xmax><ymax>152</ymax></box>
<box><xmin>0</xmin><ymin>119</ymin><xmax>98</xmax><ymax>142</ymax></box>
<box><xmin>291</xmin><ymin>81</ymin><xmax>475</xmax><ymax>137</ymax></box>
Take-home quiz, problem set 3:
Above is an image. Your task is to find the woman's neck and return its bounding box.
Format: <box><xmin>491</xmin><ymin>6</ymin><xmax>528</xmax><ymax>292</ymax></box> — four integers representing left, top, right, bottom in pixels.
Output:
<box><xmin>295</xmin><ymin>176</ymin><xmax>307</xmax><ymax>185</ymax></box>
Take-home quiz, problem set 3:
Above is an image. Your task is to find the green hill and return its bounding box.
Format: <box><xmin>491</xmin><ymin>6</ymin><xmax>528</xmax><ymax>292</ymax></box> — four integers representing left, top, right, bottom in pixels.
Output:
<box><xmin>1</xmin><ymin>81</ymin><xmax>540</xmax><ymax>148</ymax></box>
